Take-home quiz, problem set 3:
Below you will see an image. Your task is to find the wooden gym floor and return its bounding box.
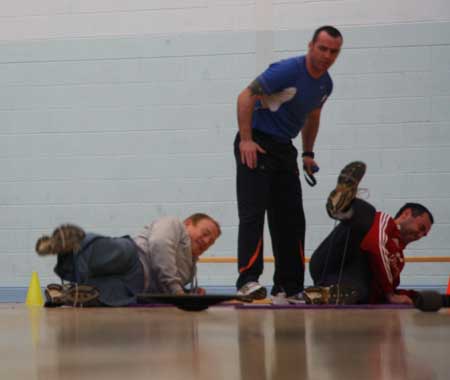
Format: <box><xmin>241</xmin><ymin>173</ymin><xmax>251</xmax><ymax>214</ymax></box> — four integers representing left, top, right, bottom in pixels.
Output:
<box><xmin>0</xmin><ymin>304</ymin><xmax>448</xmax><ymax>380</ymax></box>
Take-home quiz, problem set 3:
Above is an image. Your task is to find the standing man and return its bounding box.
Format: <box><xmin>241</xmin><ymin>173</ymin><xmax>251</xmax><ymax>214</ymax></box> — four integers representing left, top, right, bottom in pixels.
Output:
<box><xmin>235</xmin><ymin>26</ymin><xmax>343</xmax><ymax>301</ymax></box>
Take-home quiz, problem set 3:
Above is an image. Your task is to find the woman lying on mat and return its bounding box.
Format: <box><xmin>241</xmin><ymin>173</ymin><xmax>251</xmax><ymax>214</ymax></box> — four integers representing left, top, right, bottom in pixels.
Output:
<box><xmin>36</xmin><ymin>213</ymin><xmax>221</xmax><ymax>307</ymax></box>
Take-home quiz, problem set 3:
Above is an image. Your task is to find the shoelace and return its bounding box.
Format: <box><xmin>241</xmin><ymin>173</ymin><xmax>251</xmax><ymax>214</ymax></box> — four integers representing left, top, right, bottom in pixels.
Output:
<box><xmin>73</xmin><ymin>283</ymin><xmax>79</xmax><ymax>307</ymax></box>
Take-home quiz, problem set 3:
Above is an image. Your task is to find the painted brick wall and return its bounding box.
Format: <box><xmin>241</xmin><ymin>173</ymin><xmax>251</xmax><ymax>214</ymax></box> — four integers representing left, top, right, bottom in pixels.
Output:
<box><xmin>0</xmin><ymin>0</ymin><xmax>450</xmax><ymax>39</ymax></box>
<box><xmin>0</xmin><ymin>1</ymin><xmax>449</xmax><ymax>289</ymax></box>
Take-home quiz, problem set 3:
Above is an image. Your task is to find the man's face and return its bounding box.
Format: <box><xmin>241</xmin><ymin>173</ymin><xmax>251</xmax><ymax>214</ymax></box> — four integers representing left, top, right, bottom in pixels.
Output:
<box><xmin>185</xmin><ymin>218</ymin><xmax>220</xmax><ymax>258</ymax></box>
<box><xmin>398</xmin><ymin>210</ymin><xmax>432</xmax><ymax>245</ymax></box>
<box><xmin>307</xmin><ymin>31</ymin><xmax>342</xmax><ymax>74</ymax></box>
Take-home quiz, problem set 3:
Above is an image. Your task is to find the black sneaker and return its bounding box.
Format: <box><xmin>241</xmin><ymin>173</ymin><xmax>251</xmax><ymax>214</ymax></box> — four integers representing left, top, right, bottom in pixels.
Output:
<box><xmin>304</xmin><ymin>285</ymin><xmax>359</xmax><ymax>305</ymax></box>
<box><xmin>35</xmin><ymin>224</ymin><xmax>85</xmax><ymax>256</ymax></box>
<box><xmin>326</xmin><ymin>161</ymin><xmax>366</xmax><ymax>220</ymax></box>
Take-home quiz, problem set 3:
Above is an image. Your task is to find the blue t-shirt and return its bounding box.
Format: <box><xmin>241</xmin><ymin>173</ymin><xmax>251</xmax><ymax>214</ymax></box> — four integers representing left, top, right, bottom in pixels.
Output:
<box><xmin>253</xmin><ymin>55</ymin><xmax>333</xmax><ymax>142</ymax></box>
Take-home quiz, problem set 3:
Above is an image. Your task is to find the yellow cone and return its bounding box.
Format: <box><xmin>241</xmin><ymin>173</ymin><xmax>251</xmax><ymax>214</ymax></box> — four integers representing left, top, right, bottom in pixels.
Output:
<box><xmin>25</xmin><ymin>271</ymin><xmax>44</xmax><ymax>307</ymax></box>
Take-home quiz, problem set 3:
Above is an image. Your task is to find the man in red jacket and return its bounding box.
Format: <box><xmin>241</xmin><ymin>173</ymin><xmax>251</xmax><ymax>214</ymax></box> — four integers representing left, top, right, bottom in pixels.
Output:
<box><xmin>308</xmin><ymin>161</ymin><xmax>434</xmax><ymax>304</ymax></box>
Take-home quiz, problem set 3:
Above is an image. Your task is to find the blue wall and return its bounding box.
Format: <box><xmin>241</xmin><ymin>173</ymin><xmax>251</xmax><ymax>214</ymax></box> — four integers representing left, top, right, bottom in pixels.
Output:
<box><xmin>1</xmin><ymin>22</ymin><xmax>449</xmax><ymax>297</ymax></box>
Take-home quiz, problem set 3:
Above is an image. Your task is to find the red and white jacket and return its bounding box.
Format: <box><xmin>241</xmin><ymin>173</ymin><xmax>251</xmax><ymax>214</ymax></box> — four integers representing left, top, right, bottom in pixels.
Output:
<box><xmin>360</xmin><ymin>212</ymin><xmax>412</xmax><ymax>303</ymax></box>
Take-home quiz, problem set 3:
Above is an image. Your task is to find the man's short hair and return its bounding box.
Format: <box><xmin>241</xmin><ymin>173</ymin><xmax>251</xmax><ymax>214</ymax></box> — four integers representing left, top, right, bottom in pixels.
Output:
<box><xmin>312</xmin><ymin>25</ymin><xmax>343</xmax><ymax>42</ymax></box>
<box><xmin>185</xmin><ymin>213</ymin><xmax>221</xmax><ymax>236</ymax></box>
<box><xmin>395</xmin><ymin>203</ymin><xmax>434</xmax><ymax>224</ymax></box>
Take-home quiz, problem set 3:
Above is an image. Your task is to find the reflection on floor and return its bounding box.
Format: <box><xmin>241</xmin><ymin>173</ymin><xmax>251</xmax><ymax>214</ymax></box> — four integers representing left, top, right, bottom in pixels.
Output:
<box><xmin>0</xmin><ymin>304</ymin><xmax>448</xmax><ymax>380</ymax></box>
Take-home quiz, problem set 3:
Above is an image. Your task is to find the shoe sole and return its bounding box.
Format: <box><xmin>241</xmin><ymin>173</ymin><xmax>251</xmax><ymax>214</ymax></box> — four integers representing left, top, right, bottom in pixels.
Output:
<box><xmin>326</xmin><ymin>161</ymin><xmax>366</xmax><ymax>218</ymax></box>
<box><xmin>303</xmin><ymin>286</ymin><xmax>325</xmax><ymax>304</ymax></box>
<box><xmin>327</xmin><ymin>285</ymin><xmax>359</xmax><ymax>305</ymax></box>
<box><xmin>35</xmin><ymin>224</ymin><xmax>85</xmax><ymax>255</ymax></box>
<box><xmin>304</xmin><ymin>285</ymin><xmax>359</xmax><ymax>305</ymax></box>
<box><xmin>286</xmin><ymin>298</ymin><xmax>305</xmax><ymax>305</ymax></box>
<box><xmin>64</xmin><ymin>285</ymin><xmax>100</xmax><ymax>306</ymax></box>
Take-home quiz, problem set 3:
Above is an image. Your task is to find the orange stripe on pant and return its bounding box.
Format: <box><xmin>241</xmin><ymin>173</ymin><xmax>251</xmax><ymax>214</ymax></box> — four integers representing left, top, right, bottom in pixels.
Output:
<box><xmin>299</xmin><ymin>241</ymin><xmax>305</xmax><ymax>266</ymax></box>
<box><xmin>239</xmin><ymin>238</ymin><xmax>262</xmax><ymax>273</ymax></box>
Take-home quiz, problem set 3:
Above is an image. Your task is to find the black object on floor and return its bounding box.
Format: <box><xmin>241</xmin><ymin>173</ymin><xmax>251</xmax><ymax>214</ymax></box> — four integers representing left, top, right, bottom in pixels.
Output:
<box><xmin>136</xmin><ymin>293</ymin><xmax>252</xmax><ymax>311</ymax></box>
<box><xmin>414</xmin><ymin>291</ymin><xmax>450</xmax><ymax>312</ymax></box>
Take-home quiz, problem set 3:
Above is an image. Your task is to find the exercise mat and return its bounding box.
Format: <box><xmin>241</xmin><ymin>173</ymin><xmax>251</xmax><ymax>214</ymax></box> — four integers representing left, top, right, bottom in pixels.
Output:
<box><xmin>136</xmin><ymin>293</ymin><xmax>252</xmax><ymax>311</ymax></box>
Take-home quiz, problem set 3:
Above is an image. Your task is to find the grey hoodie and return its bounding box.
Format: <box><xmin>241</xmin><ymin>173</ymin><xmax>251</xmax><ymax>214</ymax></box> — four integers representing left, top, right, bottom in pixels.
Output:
<box><xmin>133</xmin><ymin>217</ymin><xmax>197</xmax><ymax>294</ymax></box>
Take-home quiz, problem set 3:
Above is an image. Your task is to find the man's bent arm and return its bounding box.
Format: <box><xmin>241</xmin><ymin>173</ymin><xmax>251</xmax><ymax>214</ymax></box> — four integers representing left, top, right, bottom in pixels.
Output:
<box><xmin>237</xmin><ymin>79</ymin><xmax>266</xmax><ymax>169</ymax></box>
<box><xmin>301</xmin><ymin>107</ymin><xmax>321</xmax><ymax>153</ymax></box>
<box><xmin>147</xmin><ymin>219</ymin><xmax>185</xmax><ymax>294</ymax></box>
<box><xmin>301</xmin><ymin>107</ymin><xmax>321</xmax><ymax>174</ymax></box>
<box><xmin>237</xmin><ymin>79</ymin><xmax>265</xmax><ymax>140</ymax></box>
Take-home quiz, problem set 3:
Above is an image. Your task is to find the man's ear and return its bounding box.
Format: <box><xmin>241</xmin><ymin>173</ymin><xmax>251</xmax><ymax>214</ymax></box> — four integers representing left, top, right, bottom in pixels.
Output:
<box><xmin>399</xmin><ymin>208</ymin><xmax>413</xmax><ymax>221</ymax></box>
<box><xmin>184</xmin><ymin>218</ymin><xmax>193</xmax><ymax>227</ymax></box>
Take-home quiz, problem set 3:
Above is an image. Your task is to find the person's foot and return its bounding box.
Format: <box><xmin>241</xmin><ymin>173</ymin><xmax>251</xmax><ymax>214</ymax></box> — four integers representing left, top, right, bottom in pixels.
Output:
<box><xmin>237</xmin><ymin>281</ymin><xmax>267</xmax><ymax>300</ymax></box>
<box><xmin>44</xmin><ymin>283</ymin><xmax>100</xmax><ymax>307</ymax></box>
<box><xmin>44</xmin><ymin>283</ymin><xmax>66</xmax><ymax>307</ymax></box>
<box><xmin>271</xmin><ymin>290</ymin><xmax>305</xmax><ymax>305</ymax></box>
<box><xmin>303</xmin><ymin>285</ymin><xmax>359</xmax><ymax>305</ymax></box>
<box><xmin>326</xmin><ymin>161</ymin><xmax>366</xmax><ymax>220</ymax></box>
<box><xmin>286</xmin><ymin>292</ymin><xmax>305</xmax><ymax>305</ymax></box>
<box><xmin>271</xmin><ymin>291</ymin><xmax>288</xmax><ymax>305</ymax></box>
<box><xmin>35</xmin><ymin>224</ymin><xmax>85</xmax><ymax>255</ymax></box>
<box><xmin>64</xmin><ymin>284</ymin><xmax>101</xmax><ymax>307</ymax></box>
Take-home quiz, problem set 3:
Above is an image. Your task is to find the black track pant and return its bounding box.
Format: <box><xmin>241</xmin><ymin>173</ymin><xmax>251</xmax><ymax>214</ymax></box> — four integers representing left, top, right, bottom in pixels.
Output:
<box><xmin>309</xmin><ymin>199</ymin><xmax>376</xmax><ymax>303</ymax></box>
<box><xmin>235</xmin><ymin>130</ymin><xmax>305</xmax><ymax>296</ymax></box>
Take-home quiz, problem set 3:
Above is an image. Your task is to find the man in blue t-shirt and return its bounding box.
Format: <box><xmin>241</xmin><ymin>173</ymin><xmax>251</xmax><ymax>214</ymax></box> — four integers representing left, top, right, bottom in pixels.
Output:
<box><xmin>235</xmin><ymin>25</ymin><xmax>343</xmax><ymax>302</ymax></box>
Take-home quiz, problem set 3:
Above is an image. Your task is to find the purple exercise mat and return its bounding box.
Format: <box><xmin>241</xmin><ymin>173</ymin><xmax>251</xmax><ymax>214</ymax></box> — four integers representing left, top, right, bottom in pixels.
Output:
<box><xmin>235</xmin><ymin>303</ymin><xmax>414</xmax><ymax>310</ymax></box>
<box><xmin>131</xmin><ymin>303</ymin><xmax>413</xmax><ymax>309</ymax></box>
